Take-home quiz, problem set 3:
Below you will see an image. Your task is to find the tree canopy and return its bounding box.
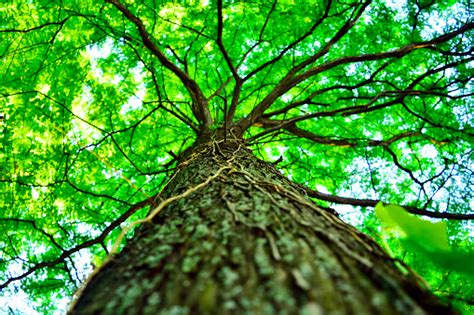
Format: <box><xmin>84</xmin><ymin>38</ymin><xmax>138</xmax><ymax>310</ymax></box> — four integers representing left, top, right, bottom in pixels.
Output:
<box><xmin>0</xmin><ymin>0</ymin><xmax>472</xmax><ymax>313</ymax></box>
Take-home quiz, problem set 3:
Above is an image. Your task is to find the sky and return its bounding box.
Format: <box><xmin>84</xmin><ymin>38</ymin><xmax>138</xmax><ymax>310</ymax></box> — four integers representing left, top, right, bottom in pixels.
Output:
<box><xmin>1</xmin><ymin>0</ymin><xmax>471</xmax><ymax>313</ymax></box>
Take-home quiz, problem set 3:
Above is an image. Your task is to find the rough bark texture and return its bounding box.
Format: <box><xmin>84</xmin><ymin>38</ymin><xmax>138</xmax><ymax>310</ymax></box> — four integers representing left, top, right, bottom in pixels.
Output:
<box><xmin>69</xmin><ymin>139</ymin><xmax>454</xmax><ymax>315</ymax></box>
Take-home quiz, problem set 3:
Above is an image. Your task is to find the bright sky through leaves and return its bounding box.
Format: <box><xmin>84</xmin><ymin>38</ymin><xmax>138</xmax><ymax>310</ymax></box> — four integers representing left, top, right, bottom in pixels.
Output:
<box><xmin>0</xmin><ymin>0</ymin><xmax>473</xmax><ymax>313</ymax></box>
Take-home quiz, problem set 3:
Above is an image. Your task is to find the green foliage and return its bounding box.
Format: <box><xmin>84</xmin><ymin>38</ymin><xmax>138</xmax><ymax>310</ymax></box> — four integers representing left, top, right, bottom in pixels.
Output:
<box><xmin>375</xmin><ymin>202</ymin><xmax>449</xmax><ymax>251</ymax></box>
<box><xmin>376</xmin><ymin>203</ymin><xmax>474</xmax><ymax>276</ymax></box>
<box><xmin>0</xmin><ymin>0</ymin><xmax>472</xmax><ymax>313</ymax></box>
<box><xmin>374</xmin><ymin>203</ymin><xmax>474</xmax><ymax>313</ymax></box>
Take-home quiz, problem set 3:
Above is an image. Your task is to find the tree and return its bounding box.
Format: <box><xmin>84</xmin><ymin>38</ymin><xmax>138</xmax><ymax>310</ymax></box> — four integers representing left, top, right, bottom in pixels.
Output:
<box><xmin>0</xmin><ymin>0</ymin><xmax>472</xmax><ymax>313</ymax></box>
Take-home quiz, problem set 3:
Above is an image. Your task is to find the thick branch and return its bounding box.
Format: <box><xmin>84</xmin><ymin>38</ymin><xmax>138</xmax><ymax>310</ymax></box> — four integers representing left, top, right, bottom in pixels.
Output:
<box><xmin>216</xmin><ymin>0</ymin><xmax>243</xmax><ymax>126</ymax></box>
<box><xmin>302</xmin><ymin>188</ymin><xmax>474</xmax><ymax>220</ymax></box>
<box><xmin>124</xmin><ymin>41</ymin><xmax>200</xmax><ymax>133</ymax></box>
<box><xmin>105</xmin><ymin>0</ymin><xmax>212</xmax><ymax>129</ymax></box>
<box><xmin>240</xmin><ymin>1</ymin><xmax>370</xmax><ymax>129</ymax></box>
<box><xmin>216</xmin><ymin>0</ymin><xmax>239</xmax><ymax>82</ymax></box>
<box><xmin>248</xmin><ymin>96</ymin><xmax>401</xmax><ymax>141</ymax></box>
<box><xmin>240</xmin><ymin>22</ymin><xmax>474</xmax><ymax>131</ymax></box>
<box><xmin>262</xmin><ymin>62</ymin><xmax>391</xmax><ymax>118</ymax></box>
<box><xmin>291</xmin><ymin>22</ymin><xmax>474</xmax><ymax>88</ymax></box>
<box><xmin>249</xmin><ymin>117</ymin><xmax>426</xmax><ymax>148</ymax></box>
<box><xmin>250</xmin><ymin>64</ymin><xmax>472</xmax><ymax>140</ymax></box>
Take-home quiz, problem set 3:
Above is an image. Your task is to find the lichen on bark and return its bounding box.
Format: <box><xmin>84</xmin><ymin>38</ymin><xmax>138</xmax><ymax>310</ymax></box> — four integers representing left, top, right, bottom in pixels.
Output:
<box><xmin>69</xmin><ymin>139</ymin><xmax>455</xmax><ymax>315</ymax></box>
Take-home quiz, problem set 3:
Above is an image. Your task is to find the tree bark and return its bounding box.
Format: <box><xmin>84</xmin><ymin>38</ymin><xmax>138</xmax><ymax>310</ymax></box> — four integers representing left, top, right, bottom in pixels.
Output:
<box><xmin>69</xmin><ymin>139</ymin><xmax>454</xmax><ymax>315</ymax></box>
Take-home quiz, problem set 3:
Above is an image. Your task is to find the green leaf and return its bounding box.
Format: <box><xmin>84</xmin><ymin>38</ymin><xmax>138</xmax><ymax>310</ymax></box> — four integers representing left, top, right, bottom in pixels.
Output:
<box><xmin>375</xmin><ymin>202</ymin><xmax>449</xmax><ymax>251</ymax></box>
<box><xmin>376</xmin><ymin>202</ymin><xmax>474</xmax><ymax>277</ymax></box>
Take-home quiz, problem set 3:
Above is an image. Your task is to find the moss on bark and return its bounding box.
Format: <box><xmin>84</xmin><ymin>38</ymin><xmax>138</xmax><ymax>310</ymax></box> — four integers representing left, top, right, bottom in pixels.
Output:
<box><xmin>69</xmin><ymin>139</ymin><xmax>455</xmax><ymax>315</ymax></box>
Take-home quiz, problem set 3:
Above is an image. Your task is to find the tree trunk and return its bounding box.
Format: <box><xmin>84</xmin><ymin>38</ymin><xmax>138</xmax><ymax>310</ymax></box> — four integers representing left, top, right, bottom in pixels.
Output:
<box><xmin>69</xmin><ymin>139</ymin><xmax>454</xmax><ymax>315</ymax></box>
